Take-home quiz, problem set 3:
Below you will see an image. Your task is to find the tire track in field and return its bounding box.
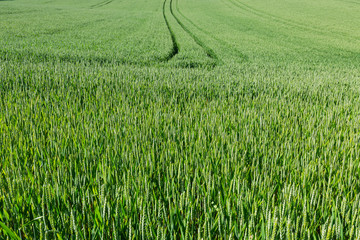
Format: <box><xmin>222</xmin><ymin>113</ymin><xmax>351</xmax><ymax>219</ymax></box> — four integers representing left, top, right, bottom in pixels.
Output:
<box><xmin>227</xmin><ymin>0</ymin><xmax>360</xmax><ymax>43</ymax></box>
<box><xmin>344</xmin><ymin>0</ymin><xmax>360</xmax><ymax>5</ymax></box>
<box><xmin>169</xmin><ymin>0</ymin><xmax>220</xmax><ymax>65</ymax></box>
<box><xmin>227</xmin><ymin>0</ymin><xmax>318</xmax><ymax>33</ymax></box>
<box><xmin>162</xmin><ymin>0</ymin><xmax>179</xmax><ymax>61</ymax></box>
<box><xmin>174</xmin><ymin>0</ymin><xmax>248</xmax><ymax>61</ymax></box>
<box><xmin>1</xmin><ymin>0</ymin><xmax>222</xmax><ymax>68</ymax></box>
<box><xmin>221</xmin><ymin>0</ymin><xmax>360</xmax><ymax>61</ymax></box>
<box><xmin>335</xmin><ymin>0</ymin><xmax>360</xmax><ymax>5</ymax></box>
<box><xmin>90</xmin><ymin>0</ymin><xmax>113</xmax><ymax>9</ymax></box>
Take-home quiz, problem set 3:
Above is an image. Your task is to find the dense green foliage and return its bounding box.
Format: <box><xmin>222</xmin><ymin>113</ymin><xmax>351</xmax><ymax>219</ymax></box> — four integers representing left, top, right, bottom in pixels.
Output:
<box><xmin>1</xmin><ymin>0</ymin><xmax>360</xmax><ymax>239</ymax></box>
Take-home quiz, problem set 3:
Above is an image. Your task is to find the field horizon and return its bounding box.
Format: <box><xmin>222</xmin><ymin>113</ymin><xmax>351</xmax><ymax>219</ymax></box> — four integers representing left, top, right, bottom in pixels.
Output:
<box><xmin>1</xmin><ymin>0</ymin><xmax>360</xmax><ymax>239</ymax></box>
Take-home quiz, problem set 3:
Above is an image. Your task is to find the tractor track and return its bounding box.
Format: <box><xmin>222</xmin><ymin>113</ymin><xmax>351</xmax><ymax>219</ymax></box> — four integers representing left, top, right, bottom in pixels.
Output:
<box><xmin>343</xmin><ymin>0</ymin><xmax>360</xmax><ymax>5</ymax></box>
<box><xmin>174</xmin><ymin>0</ymin><xmax>247</xmax><ymax>62</ymax></box>
<box><xmin>1</xmin><ymin>0</ymin><xmax>224</xmax><ymax>68</ymax></box>
<box><xmin>162</xmin><ymin>0</ymin><xmax>179</xmax><ymax>61</ymax></box>
<box><xmin>220</xmin><ymin>0</ymin><xmax>360</xmax><ymax>61</ymax></box>
<box><xmin>228</xmin><ymin>0</ymin><xmax>360</xmax><ymax>43</ymax></box>
<box><xmin>228</xmin><ymin>0</ymin><xmax>321</xmax><ymax>34</ymax></box>
<box><xmin>90</xmin><ymin>0</ymin><xmax>113</xmax><ymax>9</ymax></box>
<box><xmin>169</xmin><ymin>0</ymin><xmax>220</xmax><ymax>65</ymax></box>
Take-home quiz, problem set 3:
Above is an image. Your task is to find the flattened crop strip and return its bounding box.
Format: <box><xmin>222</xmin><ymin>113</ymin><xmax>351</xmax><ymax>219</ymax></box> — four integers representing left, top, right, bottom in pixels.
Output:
<box><xmin>169</xmin><ymin>0</ymin><xmax>220</xmax><ymax>65</ymax></box>
<box><xmin>162</xmin><ymin>0</ymin><xmax>179</xmax><ymax>61</ymax></box>
<box><xmin>90</xmin><ymin>0</ymin><xmax>114</xmax><ymax>9</ymax></box>
<box><xmin>228</xmin><ymin>0</ymin><xmax>360</xmax><ymax>43</ymax></box>
<box><xmin>227</xmin><ymin>0</ymin><xmax>318</xmax><ymax>33</ymax></box>
<box><xmin>174</xmin><ymin>0</ymin><xmax>248</xmax><ymax>61</ymax></box>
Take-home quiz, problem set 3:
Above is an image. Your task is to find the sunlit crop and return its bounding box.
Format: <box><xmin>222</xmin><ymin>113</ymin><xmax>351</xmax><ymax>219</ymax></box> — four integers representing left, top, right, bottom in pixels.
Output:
<box><xmin>1</xmin><ymin>0</ymin><xmax>360</xmax><ymax>239</ymax></box>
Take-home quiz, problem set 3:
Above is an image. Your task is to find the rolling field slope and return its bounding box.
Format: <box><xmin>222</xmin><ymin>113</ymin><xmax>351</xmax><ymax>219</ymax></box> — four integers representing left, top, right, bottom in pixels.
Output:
<box><xmin>1</xmin><ymin>0</ymin><xmax>360</xmax><ymax>239</ymax></box>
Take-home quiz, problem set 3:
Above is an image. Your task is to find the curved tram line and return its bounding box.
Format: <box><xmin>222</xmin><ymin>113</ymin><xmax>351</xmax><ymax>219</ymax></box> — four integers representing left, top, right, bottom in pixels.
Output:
<box><xmin>90</xmin><ymin>0</ymin><xmax>114</xmax><ymax>9</ymax></box>
<box><xmin>169</xmin><ymin>0</ymin><xmax>220</xmax><ymax>65</ymax></box>
<box><xmin>174</xmin><ymin>0</ymin><xmax>248</xmax><ymax>62</ymax></box>
<box><xmin>228</xmin><ymin>0</ymin><xmax>360</xmax><ymax>43</ymax></box>
<box><xmin>162</xmin><ymin>0</ymin><xmax>179</xmax><ymax>61</ymax></box>
<box><xmin>1</xmin><ymin>0</ymin><xmax>221</xmax><ymax>68</ymax></box>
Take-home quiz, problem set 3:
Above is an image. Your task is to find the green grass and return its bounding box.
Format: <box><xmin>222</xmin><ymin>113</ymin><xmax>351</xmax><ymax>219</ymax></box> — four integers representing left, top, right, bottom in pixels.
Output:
<box><xmin>1</xmin><ymin>0</ymin><xmax>360</xmax><ymax>239</ymax></box>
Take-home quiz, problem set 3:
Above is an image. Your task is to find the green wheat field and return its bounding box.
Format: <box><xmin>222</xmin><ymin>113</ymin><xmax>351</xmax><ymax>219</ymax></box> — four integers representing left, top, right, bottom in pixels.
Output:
<box><xmin>1</xmin><ymin>0</ymin><xmax>360</xmax><ymax>239</ymax></box>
